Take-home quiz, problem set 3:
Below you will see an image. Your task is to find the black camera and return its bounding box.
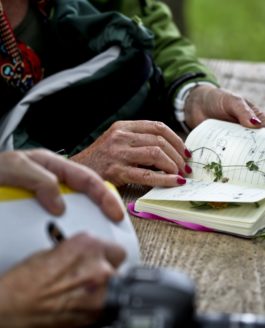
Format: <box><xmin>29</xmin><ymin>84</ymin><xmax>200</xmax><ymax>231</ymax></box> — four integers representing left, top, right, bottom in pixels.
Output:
<box><xmin>97</xmin><ymin>266</ymin><xmax>265</xmax><ymax>328</ymax></box>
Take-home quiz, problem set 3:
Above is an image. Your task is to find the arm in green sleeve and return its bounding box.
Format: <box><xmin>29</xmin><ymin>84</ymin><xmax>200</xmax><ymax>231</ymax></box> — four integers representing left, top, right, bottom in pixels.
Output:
<box><xmin>89</xmin><ymin>0</ymin><xmax>218</xmax><ymax>89</ymax></box>
<box><xmin>139</xmin><ymin>1</ymin><xmax>218</xmax><ymax>87</ymax></box>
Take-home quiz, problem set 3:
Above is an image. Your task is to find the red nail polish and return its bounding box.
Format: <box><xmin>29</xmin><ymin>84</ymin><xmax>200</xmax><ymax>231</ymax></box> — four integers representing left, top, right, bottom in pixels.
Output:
<box><xmin>250</xmin><ymin>117</ymin><xmax>261</xmax><ymax>125</ymax></box>
<box><xmin>178</xmin><ymin>170</ymin><xmax>184</xmax><ymax>177</ymax></box>
<box><xmin>184</xmin><ymin>149</ymin><xmax>192</xmax><ymax>158</ymax></box>
<box><xmin>185</xmin><ymin>164</ymin><xmax>192</xmax><ymax>174</ymax></box>
<box><xmin>177</xmin><ymin>177</ymin><xmax>186</xmax><ymax>185</ymax></box>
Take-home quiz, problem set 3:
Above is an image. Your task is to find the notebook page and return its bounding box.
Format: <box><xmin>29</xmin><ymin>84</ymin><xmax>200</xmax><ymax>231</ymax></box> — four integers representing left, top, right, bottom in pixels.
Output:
<box><xmin>139</xmin><ymin>179</ymin><xmax>265</xmax><ymax>203</ymax></box>
<box><xmin>185</xmin><ymin>119</ymin><xmax>265</xmax><ymax>187</ymax></box>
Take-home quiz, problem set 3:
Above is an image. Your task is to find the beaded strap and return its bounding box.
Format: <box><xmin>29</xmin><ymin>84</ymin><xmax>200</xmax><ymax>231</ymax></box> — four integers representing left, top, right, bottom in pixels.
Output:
<box><xmin>0</xmin><ymin>0</ymin><xmax>52</xmax><ymax>93</ymax></box>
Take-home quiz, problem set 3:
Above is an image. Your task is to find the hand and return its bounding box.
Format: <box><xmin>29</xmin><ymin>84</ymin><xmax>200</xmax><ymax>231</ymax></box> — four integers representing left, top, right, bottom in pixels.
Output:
<box><xmin>0</xmin><ymin>233</ymin><xmax>125</xmax><ymax>328</ymax></box>
<box><xmin>71</xmin><ymin>120</ymin><xmax>192</xmax><ymax>187</ymax></box>
<box><xmin>0</xmin><ymin>149</ymin><xmax>123</xmax><ymax>221</ymax></box>
<box><xmin>184</xmin><ymin>85</ymin><xmax>265</xmax><ymax>129</ymax></box>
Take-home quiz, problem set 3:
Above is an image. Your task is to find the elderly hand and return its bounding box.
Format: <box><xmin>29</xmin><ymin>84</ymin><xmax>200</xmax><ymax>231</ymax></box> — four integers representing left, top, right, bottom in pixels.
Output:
<box><xmin>184</xmin><ymin>85</ymin><xmax>265</xmax><ymax>130</ymax></box>
<box><xmin>0</xmin><ymin>233</ymin><xmax>125</xmax><ymax>328</ymax></box>
<box><xmin>71</xmin><ymin>120</ymin><xmax>192</xmax><ymax>187</ymax></box>
<box><xmin>0</xmin><ymin>149</ymin><xmax>123</xmax><ymax>221</ymax></box>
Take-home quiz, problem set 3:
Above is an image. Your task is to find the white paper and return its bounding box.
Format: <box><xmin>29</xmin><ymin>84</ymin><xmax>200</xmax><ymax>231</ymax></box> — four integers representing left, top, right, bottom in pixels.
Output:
<box><xmin>186</xmin><ymin>119</ymin><xmax>265</xmax><ymax>187</ymax></box>
<box><xmin>0</xmin><ymin>192</ymin><xmax>140</xmax><ymax>275</ymax></box>
<box><xmin>140</xmin><ymin>178</ymin><xmax>265</xmax><ymax>203</ymax></box>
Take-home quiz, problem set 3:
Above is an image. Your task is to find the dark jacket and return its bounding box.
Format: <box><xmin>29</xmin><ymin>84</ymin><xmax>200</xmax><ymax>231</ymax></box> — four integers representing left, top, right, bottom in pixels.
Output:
<box><xmin>2</xmin><ymin>0</ymin><xmax>217</xmax><ymax>155</ymax></box>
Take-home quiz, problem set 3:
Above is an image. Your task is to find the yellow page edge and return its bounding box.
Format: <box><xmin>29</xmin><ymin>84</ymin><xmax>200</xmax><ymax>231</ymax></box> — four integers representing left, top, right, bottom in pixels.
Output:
<box><xmin>0</xmin><ymin>181</ymin><xmax>117</xmax><ymax>202</ymax></box>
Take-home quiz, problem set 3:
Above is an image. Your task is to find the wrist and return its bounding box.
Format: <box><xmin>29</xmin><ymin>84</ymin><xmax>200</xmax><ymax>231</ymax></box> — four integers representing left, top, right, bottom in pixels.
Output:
<box><xmin>174</xmin><ymin>82</ymin><xmax>217</xmax><ymax>133</ymax></box>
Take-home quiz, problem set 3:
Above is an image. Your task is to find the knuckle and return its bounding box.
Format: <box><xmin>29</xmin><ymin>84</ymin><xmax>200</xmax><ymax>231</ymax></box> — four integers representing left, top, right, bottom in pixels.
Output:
<box><xmin>110</xmin><ymin>129</ymin><xmax>127</xmax><ymax>143</ymax></box>
<box><xmin>110</xmin><ymin>121</ymin><xmax>120</xmax><ymax>130</ymax></box>
<box><xmin>142</xmin><ymin>169</ymin><xmax>153</xmax><ymax>181</ymax></box>
<box><xmin>98</xmin><ymin>263</ymin><xmax>114</xmax><ymax>280</ymax></box>
<box><xmin>105</xmin><ymin>163</ymin><xmax>120</xmax><ymax>177</ymax></box>
<box><xmin>148</xmin><ymin>146</ymin><xmax>161</xmax><ymax>160</ymax></box>
<box><xmin>153</xmin><ymin>121</ymin><xmax>167</xmax><ymax>133</ymax></box>
<box><xmin>84</xmin><ymin>174</ymin><xmax>101</xmax><ymax>193</ymax></box>
<box><xmin>125</xmin><ymin>168</ymin><xmax>137</xmax><ymax>181</ymax></box>
<box><xmin>232</xmin><ymin>95</ymin><xmax>245</xmax><ymax>106</ymax></box>
<box><xmin>129</xmin><ymin>136</ymin><xmax>139</xmax><ymax>147</ymax></box>
<box><xmin>111</xmin><ymin>120</ymin><xmax>126</xmax><ymax>130</ymax></box>
<box><xmin>69</xmin><ymin>233</ymin><xmax>101</xmax><ymax>253</ymax></box>
<box><xmin>41</xmin><ymin>174</ymin><xmax>59</xmax><ymax>189</ymax></box>
<box><xmin>106</xmin><ymin>165</ymin><xmax>127</xmax><ymax>186</ymax></box>
<box><xmin>4</xmin><ymin>151</ymin><xmax>27</xmax><ymax>166</ymax></box>
<box><xmin>156</xmin><ymin>135</ymin><xmax>165</xmax><ymax>148</ymax></box>
<box><xmin>175</xmin><ymin>134</ymin><xmax>183</xmax><ymax>145</ymax></box>
<box><xmin>30</xmin><ymin>148</ymin><xmax>53</xmax><ymax>157</ymax></box>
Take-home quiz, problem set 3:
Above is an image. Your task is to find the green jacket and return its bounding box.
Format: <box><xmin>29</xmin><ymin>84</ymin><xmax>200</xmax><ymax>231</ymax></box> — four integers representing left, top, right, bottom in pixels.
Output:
<box><xmin>89</xmin><ymin>0</ymin><xmax>218</xmax><ymax>87</ymax></box>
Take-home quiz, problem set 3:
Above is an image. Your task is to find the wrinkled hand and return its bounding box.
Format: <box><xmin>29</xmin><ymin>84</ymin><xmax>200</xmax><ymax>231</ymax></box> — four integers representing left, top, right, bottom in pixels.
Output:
<box><xmin>0</xmin><ymin>233</ymin><xmax>125</xmax><ymax>328</ymax></box>
<box><xmin>184</xmin><ymin>85</ymin><xmax>265</xmax><ymax>129</ymax></box>
<box><xmin>0</xmin><ymin>149</ymin><xmax>123</xmax><ymax>221</ymax></box>
<box><xmin>71</xmin><ymin>120</ymin><xmax>192</xmax><ymax>187</ymax></box>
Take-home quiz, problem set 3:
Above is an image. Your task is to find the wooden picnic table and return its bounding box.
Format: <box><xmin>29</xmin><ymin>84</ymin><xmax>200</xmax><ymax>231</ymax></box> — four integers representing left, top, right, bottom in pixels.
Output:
<box><xmin>121</xmin><ymin>59</ymin><xmax>265</xmax><ymax>316</ymax></box>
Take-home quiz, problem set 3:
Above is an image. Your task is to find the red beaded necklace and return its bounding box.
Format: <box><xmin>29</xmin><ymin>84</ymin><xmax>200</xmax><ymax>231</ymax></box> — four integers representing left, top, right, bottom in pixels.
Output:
<box><xmin>0</xmin><ymin>0</ymin><xmax>53</xmax><ymax>93</ymax></box>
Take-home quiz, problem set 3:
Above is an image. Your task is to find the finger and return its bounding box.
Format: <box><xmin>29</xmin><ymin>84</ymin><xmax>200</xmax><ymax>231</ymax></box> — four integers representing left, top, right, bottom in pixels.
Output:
<box><xmin>126</xmin><ymin>132</ymin><xmax>190</xmax><ymax>165</ymax></box>
<box><xmin>235</xmin><ymin>101</ymin><xmax>262</xmax><ymax>128</ymax></box>
<box><xmin>123</xmin><ymin>166</ymin><xmax>186</xmax><ymax>187</ymax></box>
<box><xmin>223</xmin><ymin>96</ymin><xmax>263</xmax><ymax>129</ymax></box>
<box><xmin>103</xmin><ymin>241</ymin><xmax>126</xmax><ymax>269</ymax></box>
<box><xmin>61</xmin><ymin>235</ymin><xmax>125</xmax><ymax>274</ymax></box>
<box><xmin>246</xmin><ymin>100</ymin><xmax>265</xmax><ymax>127</ymax></box>
<box><xmin>42</xmin><ymin>234</ymin><xmax>116</xmax><ymax>291</ymax></box>
<box><xmin>26</xmin><ymin>149</ymin><xmax>124</xmax><ymax>222</ymax></box>
<box><xmin>64</xmin><ymin>235</ymin><xmax>125</xmax><ymax>272</ymax></box>
<box><xmin>115</xmin><ymin>120</ymin><xmax>188</xmax><ymax>158</ymax></box>
<box><xmin>0</xmin><ymin>151</ymin><xmax>64</xmax><ymax>215</ymax></box>
<box><xmin>122</xmin><ymin>146</ymin><xmax>188</xmax><ymax>175</ymax></box>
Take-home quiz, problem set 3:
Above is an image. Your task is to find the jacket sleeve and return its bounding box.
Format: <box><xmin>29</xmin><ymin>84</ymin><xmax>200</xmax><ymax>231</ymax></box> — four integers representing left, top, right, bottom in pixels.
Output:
<box><xmin>139</xmin><ymin>1</ymin><xmax>218</xmax><ymax>87</ymax></box>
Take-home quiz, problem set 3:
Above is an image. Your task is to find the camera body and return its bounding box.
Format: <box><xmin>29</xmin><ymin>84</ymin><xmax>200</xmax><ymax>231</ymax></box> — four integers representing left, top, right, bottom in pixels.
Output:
<box><xmin>103</xmin><ymin>266</ymin><xmax>195</xmax><ymax>328</ymax></box>
<box><xmin>98</xmin><ymin>266</ymin><xmax>265</xmax><ymax>328</ymax></box>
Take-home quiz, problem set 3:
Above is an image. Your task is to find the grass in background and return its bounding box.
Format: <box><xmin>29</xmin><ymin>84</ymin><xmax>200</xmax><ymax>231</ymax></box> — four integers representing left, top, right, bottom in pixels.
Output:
<box><xmin>186</xmin><ymin>0</ymin><xmax>265</xmax><ymax>61</ymax></box>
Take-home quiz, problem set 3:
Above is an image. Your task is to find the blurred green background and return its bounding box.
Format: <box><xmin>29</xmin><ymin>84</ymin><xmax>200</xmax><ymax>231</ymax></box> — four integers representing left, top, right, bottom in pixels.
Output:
<box><xmin>167</xmin><ymin>0</ymin><xmax>265</xmax><ymax>62</ymax></box>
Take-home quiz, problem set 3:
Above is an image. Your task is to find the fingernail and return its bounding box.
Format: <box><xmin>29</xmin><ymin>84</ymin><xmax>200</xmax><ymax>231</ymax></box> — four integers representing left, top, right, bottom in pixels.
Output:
<box><xmin>184</xmin><ymin>148</ymin><xmax>192</xmax><ymax>158</ymax></box>
<box><xmin>185</xmin><ymin>164</ymin><xmax>192</xmax><ymax>174</ymax></box>
<box><xmin>250</xmin><ymin>117</ymin><xmax>261</xmax><ymax>125</ymax></box>
<box><xmin>178</xmin><ymin>170</ymin><xmax>184</xmax><ymax>177</ymax></box>
<box><xmin>177</xmin><ymin>177</ymin><xmax>186</xmax><ymax>185</ymax></box>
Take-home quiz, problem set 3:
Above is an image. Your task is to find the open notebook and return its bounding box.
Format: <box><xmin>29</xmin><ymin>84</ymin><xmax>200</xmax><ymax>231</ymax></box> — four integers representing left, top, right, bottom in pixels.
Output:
<box><xmin>0</xmin><ymin>183</ymin><xmax>140</xmax><ymax>274</ymax></box>
<box><xmin>131</xmin><ymin>119</ymin><xmax>265</xmax><ymax>238</ymax></box>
